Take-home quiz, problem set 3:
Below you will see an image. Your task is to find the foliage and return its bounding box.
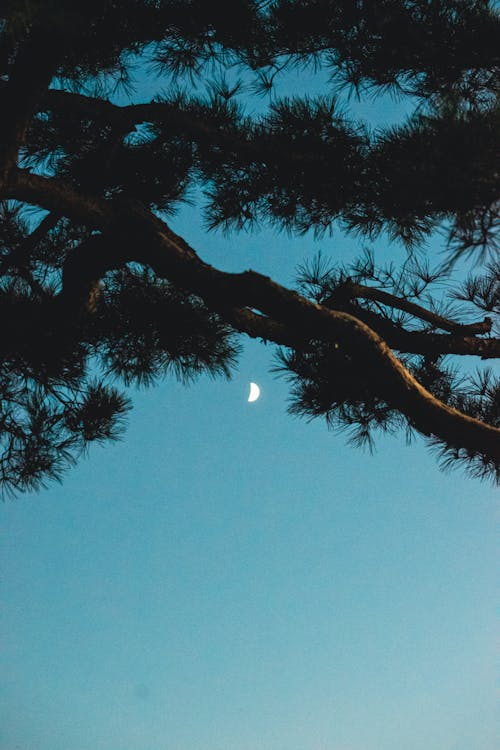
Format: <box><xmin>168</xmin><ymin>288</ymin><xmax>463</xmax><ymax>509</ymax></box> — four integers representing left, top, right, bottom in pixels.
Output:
<box><xmin>0</xmin><ymin>0</ymin><xmax>498</xmax><ymax>493</ymax></box>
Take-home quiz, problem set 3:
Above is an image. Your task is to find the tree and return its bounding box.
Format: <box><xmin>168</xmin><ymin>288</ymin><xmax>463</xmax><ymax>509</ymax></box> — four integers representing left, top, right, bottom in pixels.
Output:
<box><xmin>0</xmin><ymin>0</ymin><xmax>498</xmax><ymax>495</ymax></box>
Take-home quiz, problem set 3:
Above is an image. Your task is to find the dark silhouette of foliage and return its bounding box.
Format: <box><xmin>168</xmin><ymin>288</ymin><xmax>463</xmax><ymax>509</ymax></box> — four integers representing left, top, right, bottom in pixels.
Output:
<box><xmin>0</xmin><ymin>0</ymin><xmax>498</xmax><ymax>494</ymax></box>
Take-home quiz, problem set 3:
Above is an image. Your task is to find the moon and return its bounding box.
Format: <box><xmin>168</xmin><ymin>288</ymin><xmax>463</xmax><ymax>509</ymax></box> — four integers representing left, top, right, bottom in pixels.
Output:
<box><xmin>248</xmin><ymin>382</ymin><xmax>260</xmax><ymax>403</ymax></box>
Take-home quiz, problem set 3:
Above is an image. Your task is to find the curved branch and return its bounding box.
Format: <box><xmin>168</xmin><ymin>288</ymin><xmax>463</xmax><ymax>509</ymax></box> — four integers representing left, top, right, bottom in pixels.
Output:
<box><xmin>4</xmin><ymin>170</ymin><xmax>111</xmax><ymax>225</ymax></box>
<box><xmin>325</xmin><ymin>301</ymin><xmax>500</xmax><ymax>359</ymax></box>
<box><xmin>10</xmin><ymin>172</ymin><xmax>497</xmax><ymax>357</ymax></box>
<box><xmin>342</xmin><ymin>281</ymin><xmax>492</xmax><ymax>334</ymax></box>
<box><xmin>3</xmin><ymin>171</ymin><xmax>499</xmax><ymax>463</ymax></box>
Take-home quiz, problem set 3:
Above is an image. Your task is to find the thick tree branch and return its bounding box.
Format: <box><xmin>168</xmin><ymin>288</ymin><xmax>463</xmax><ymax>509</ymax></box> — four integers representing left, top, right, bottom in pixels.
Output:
<box><xmin>4</xmin><ymin>170</ymin><xmax>112</xmax><ymax>225</ymax></box>
<box><xmin>4</xmin><ymin>170</ymin><xmax>499</xmax><ymax>359</ymax></box>
<box><xmin>1</xmin><ymin>170</ymin><xmax>499</xmax><ymax>462</ymax></box>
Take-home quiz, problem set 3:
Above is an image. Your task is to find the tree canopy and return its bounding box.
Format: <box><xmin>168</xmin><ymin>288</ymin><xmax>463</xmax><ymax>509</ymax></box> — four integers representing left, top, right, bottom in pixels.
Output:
<box><xmin>0</xmin><ymin>0</ymin><xmax>498</xmax><ymax>495</ymax></box>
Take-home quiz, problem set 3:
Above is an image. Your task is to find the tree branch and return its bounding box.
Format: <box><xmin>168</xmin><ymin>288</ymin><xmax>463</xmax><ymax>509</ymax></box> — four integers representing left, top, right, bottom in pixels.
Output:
<box><xmin>4</xmin><ymin>170</ymin><xmax>111</xmax><ymax>225</ymax></box>
<box><xmin>339</xmin><ymin>281</ymin><xmax>492</xmax><ymax>335</ymax></box>
<box><xmin>44</xmin><ymin>88</ymin><xmax>216</xmax><ymax>132</ymax></box>
<box><xmin>30</xmin><ymin>88</ymin><xmax>332</xmax><ymax>164</ymax></box>
<box><xmin>324</xmin><ymin>300</ymin><xmax>500</xmax><ymax>359</ymax></box>
<box><xmin>5</xmin><ymin>171</ymin><xmax>499</xmax><ymax>359</ymax></box>
<box><xmin>2</xmin><ymin>172</ymin><xmax>499</xmax><ymax>463</ymax></box>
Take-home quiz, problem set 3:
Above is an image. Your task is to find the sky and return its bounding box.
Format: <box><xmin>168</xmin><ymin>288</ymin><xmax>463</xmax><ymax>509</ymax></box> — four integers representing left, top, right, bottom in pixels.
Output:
<box><xmin>1</xmin><ymin>58</ymin><xmax>499</xmax><ymax>750</ymax></box>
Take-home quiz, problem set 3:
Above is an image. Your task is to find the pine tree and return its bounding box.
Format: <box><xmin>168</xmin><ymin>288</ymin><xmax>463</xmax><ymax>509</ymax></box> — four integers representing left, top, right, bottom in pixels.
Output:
<box><xmin>0</xmin><ymin>0</ymin><xmax>498</xmax><ymax>494</ymax></box>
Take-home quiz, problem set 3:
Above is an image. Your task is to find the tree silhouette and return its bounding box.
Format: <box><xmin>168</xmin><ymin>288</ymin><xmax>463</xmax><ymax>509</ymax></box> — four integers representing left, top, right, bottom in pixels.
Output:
<box><xmin>0</xmin><ymin>0</ymin><xmax>498</xmax><ymax>494</ymax></box>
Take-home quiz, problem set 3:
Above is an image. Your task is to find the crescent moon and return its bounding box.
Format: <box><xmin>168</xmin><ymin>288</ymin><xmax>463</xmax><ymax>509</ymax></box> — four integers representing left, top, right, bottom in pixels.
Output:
<box><xmin>248</xmin><ymin>382</ymin><xmax>261</xmax><ymax>402</ymax></box>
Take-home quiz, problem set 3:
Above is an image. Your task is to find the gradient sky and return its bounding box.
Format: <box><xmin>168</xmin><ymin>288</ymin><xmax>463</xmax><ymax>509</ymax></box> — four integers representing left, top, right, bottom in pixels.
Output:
<box><xmin>1</xmin><ymin>62</ymin><xmax>498</xmax><ymax>750</ymax></box>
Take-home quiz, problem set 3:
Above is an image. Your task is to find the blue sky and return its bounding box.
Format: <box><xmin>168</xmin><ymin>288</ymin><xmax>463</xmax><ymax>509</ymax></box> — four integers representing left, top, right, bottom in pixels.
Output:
<box><xmin>1</xmin><ymin>63</ymin><xmax>498</xmax><ymax>750</ymax></box>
